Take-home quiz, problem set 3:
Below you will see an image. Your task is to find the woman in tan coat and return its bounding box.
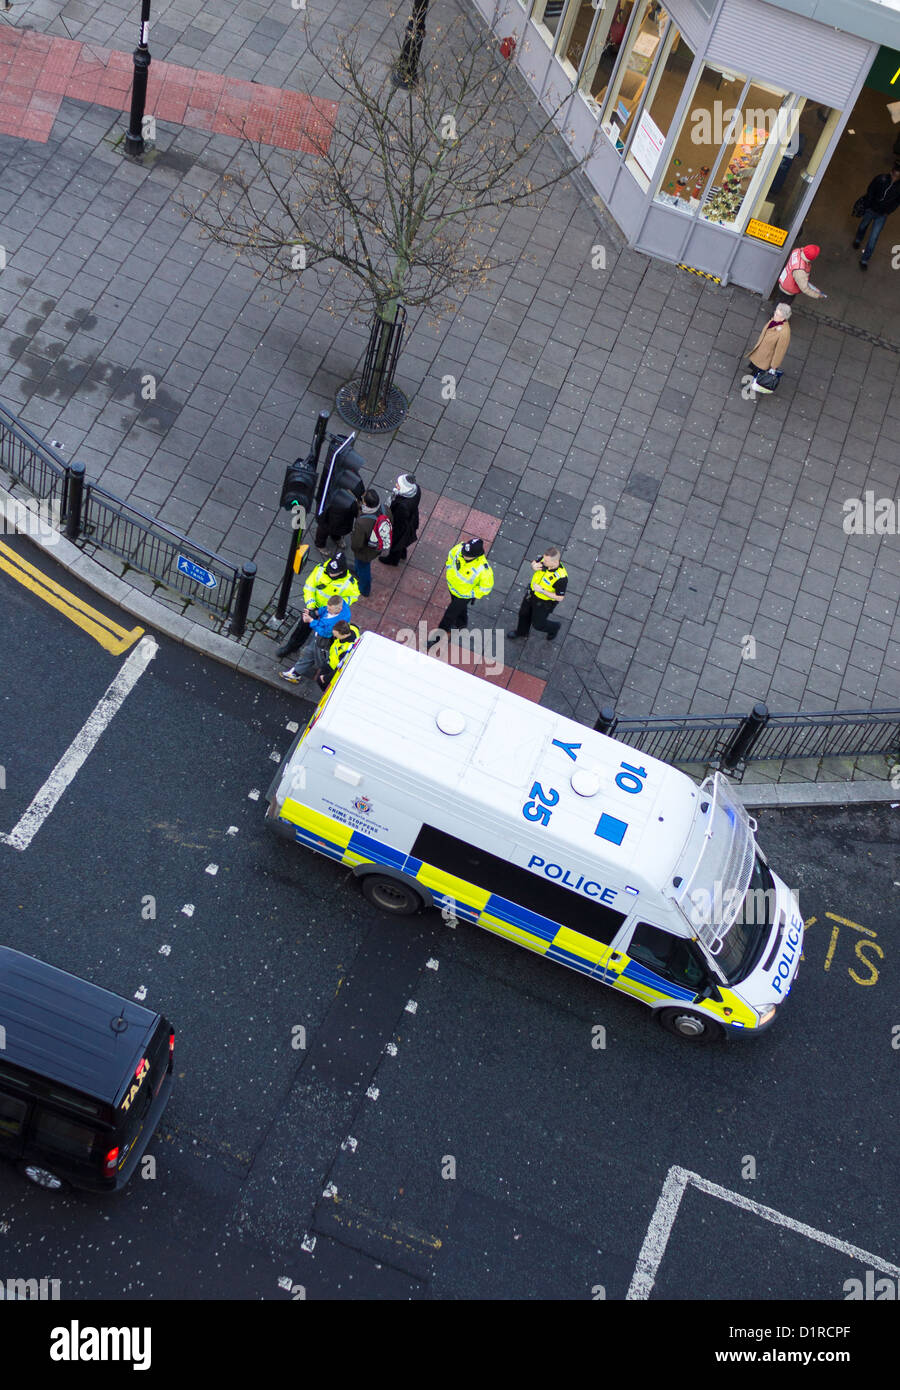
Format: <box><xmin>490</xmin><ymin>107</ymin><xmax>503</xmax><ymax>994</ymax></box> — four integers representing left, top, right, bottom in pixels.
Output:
<box><xmin>747</xmin><ymin>303</ymin><xmax>791</xmax><ymax>393</ymax></box>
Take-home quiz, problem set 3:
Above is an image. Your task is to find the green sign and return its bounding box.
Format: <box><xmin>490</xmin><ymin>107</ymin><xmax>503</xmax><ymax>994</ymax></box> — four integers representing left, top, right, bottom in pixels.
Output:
<box><xmin>866</xmin><ymin>45</ymin><xmax>900</xmax><ymax>97</ymax></box>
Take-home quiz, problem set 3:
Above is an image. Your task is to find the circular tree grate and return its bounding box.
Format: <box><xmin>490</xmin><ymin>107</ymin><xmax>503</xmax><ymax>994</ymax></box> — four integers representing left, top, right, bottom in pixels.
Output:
<box><xmin>335</xmin><ymin>381</ymin><xmax>409</xmax><ymax>433</ymax></box>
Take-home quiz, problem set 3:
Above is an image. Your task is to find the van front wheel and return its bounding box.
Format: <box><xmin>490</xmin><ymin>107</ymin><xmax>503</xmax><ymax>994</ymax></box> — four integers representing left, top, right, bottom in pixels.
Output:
<box><xmin>657</xmin><ymin>1008</ymin><xmax>723</xmax><ymax>1043</ymax></box>
<box><xmin>360</xmin><ymin>874</ymin><xmax>424</xmax><ymax>916</ymax></box>
<box><xmin>19</xmin><ymin>1162</ymin><xmax>67</xmax><ymax>1191</ymax></box>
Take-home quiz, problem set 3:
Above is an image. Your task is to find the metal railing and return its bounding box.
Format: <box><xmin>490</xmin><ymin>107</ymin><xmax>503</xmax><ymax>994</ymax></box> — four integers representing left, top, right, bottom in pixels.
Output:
<box><xmin>0</xmin><ymin>403</ymin><xmax>68</xmax><ymax>511</ymax></box>
<box><xmin>0</xmin><ymin>401</ymin><xmax>256</xmax><ymax>636</ymax></box>
<box><xmin>596</xmin><ymin>703</ymin><xmax>900</xmax><ymax>776</ymax></box>
<box><xmin>81</xmin><ymin>483</ymin><xmax>239</xmax><ymax>617</ymax></box>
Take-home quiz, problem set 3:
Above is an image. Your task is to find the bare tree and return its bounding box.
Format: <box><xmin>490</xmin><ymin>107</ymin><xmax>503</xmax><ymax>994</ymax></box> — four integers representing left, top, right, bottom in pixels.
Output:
<box><xmin>183</xmin><ymin>2</ymin><xmax>597</xmax><ymax>430</ymax></box>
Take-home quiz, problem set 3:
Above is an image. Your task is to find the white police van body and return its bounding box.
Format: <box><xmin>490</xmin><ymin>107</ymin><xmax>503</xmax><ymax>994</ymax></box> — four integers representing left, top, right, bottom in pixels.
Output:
<box><xmin>267</xmin><ymin>633</ymin><xmax>803</xmax><ymax>1041</ymax></box>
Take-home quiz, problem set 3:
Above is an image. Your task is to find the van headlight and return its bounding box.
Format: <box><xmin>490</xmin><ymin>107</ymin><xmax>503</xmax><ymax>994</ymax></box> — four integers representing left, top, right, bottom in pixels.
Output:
<box><xmin>756</xmin><ymin>1003</ymin><xmax>778</xmax><ymax>1028</ymax></box>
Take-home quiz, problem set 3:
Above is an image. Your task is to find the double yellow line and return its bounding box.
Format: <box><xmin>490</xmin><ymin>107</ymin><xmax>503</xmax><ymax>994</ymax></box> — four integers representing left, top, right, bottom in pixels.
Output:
<box><xmin>0</xmin><ymin>540</ymin><xmax>144</xmax><ymax>654</ymax></box>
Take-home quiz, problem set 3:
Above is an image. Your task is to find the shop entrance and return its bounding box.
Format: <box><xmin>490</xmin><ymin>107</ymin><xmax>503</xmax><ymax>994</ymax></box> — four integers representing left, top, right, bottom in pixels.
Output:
<box><xmin>792</xmin><ymin>48</ymin><xmax>900</xmax><ymax>343</ymax></box>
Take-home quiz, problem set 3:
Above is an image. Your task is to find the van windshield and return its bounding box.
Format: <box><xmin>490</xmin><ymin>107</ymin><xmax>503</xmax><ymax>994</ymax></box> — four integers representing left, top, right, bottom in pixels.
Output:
<box><xmin>709</xmin><ymin>854</ymin><xmax>777</xmax><ymax>984</ymax></box>
<box><xmin>670</xmin><ymin>773</ymin><xmax>757</xmax><ymax>955</ymax></box>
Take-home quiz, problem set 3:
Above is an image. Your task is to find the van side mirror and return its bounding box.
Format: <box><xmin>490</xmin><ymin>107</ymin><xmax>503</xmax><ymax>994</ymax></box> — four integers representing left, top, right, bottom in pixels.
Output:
<box><xmin>697</xmin><ymin>979</ymin><xmax>722</xmax><ymax>1003</ymax></box>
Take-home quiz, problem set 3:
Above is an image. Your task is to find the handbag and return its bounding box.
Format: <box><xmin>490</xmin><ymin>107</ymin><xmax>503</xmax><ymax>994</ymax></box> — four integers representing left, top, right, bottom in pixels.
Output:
<box><xmin>852</xmin><ymin>195</ymin><xmax>868</xmax><ymax>218</ymax></box>
<box><xmin>754</xmin><ymin>369</ymin><xmax>780</xmax><ymax>393</ymax></box>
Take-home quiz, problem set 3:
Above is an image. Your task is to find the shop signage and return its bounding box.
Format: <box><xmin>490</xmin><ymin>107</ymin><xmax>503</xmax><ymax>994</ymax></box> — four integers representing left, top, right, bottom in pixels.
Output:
<box><xmin>745</xmin><ymin>219</ymin><xmax>788</xmax><ymax>247</ymax></box>
<box><xmin>866</xmin><ymin>46</ymin><xmax>900</xmax><ymax>97</ymax></box>
<box><xmin>630</xmin><ymin>110</ymin><xmax>666</xmax><ymax>181</ymax></box>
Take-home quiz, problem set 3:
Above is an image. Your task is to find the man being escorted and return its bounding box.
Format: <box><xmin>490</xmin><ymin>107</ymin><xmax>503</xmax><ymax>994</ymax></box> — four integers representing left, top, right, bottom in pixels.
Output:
<box><xmin>507</xmin><ymin>547</ymin><xmax>568</xmax><ymax>642</ymax></box>
<box><xmin>427</xmin><ymin>537</ymin><xmax>494</xmax><ymax>645</ymax></box>
<box><xmin>280</xmin><ymin>595</ymin><xmax>351</xmax><ymax>684</ymax></box>
<box><xmin>277</xmin><ymin>551</ymin><xmax>360</xmax><ymax>662</ymax></box>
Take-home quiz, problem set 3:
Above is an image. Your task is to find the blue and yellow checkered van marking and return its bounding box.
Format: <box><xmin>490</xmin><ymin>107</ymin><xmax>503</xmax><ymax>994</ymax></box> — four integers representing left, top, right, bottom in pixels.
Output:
<box><xmin>275</xmin><ymin>800</ymin><xmax>757</xmax><ymax>1028</ymax></box>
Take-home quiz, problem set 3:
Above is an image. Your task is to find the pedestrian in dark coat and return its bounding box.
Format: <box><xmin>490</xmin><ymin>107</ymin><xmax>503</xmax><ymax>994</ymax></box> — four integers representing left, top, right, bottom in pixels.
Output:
<box><xmin>378</xmin><ymin>473</ymin><xmax>420</xmax><ymax>566</ymax></box>
<box><xmin>854</xmin><ymin>163</ymin><xmax>900</xmax><ymax>268</ymax></box>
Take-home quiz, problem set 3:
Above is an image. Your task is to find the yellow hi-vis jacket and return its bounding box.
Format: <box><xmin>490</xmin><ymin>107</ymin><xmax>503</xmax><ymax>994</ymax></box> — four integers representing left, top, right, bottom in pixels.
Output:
<box><xmin>302</xmin><ymin>563</ymin><xmax>360</xmax><ymax>611</ymax></box>
<box><xmin>327</xmin><ymin>624</ymin><xmax>360</xmax><ymax>671</ymax></box>
<box><xmin>445</xmin><ymin>544</ymin><xmax>494</xmax><ymax>600</ymax></box>
<box><xmin>530</xmin><ymin>563</ymin><xmax>568</xmax><ymax>602</ymax></box>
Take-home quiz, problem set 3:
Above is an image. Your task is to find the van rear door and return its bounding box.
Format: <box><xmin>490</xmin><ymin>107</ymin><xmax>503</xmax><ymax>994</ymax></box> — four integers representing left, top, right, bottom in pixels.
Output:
<box><xmin>0</xmin><ymin>1087</ymin><xmax>30</xmax><ymax>1164</ymax></box>
<box><xmin>112</xmin><ymin>1015</ymin><xmax>173</xmax><ymax>1183</ymax></box>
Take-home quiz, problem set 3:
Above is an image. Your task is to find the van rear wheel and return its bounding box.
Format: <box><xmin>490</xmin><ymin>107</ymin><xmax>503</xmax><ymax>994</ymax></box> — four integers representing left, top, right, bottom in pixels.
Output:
<box><xmin>360</xmin><ymin>874</ymin><xmax>423</xmax><ymax>916</ymax></box>
<box><xmin>657</xmin><ymin>1008</ymin><xmax>723</xmax><ymax>1043</ymax></box>
<box><xmin>19</xmin><ymin>1161</ymin><xmax>67</xmax><ymax>1191</ymax></box>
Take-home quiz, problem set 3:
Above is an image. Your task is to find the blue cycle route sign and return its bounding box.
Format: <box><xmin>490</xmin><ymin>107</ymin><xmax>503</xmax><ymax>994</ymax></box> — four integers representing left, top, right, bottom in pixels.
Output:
<box><xmin>176</xmin><ymin>554</ymin><xmax>217</xmax><ymax>589</ymax></box>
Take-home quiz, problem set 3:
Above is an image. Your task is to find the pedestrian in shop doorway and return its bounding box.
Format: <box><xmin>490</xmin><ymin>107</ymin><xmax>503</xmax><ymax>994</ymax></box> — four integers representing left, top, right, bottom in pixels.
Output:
<box><xmin>507</xmin><ymin>547</ymin><xmax>568</xmax><ymax>642</ymax></box>
<box><xmin>746</xmin><ymin>303</ymin><xmax>791</xmax><ymax>395</ymax></box>
<box><xmin>853</xmin><ymin>164</ymin><xmax>900</xmax><ymax>269</ymax></box>
<box><xmin>777</xmin><ymin>244</ymin><xmax>826</xmax><ymax>303</ymax></box>
<box><xmin>378</xmin><ymin>473</ymin><xmax>421</xmax><ymax>567</ymax></box>
<box><xmin>427</xmin><ymin>538</ymin><xmax>494</xmax><ymax>645</ymax></box>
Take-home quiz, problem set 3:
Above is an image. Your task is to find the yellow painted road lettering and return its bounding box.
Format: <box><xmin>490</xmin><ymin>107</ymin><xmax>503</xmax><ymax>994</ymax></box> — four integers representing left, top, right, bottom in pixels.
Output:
<box><xmin>850</xmin><ymin>939</ymin><xmax>883</xmax><ymax>987</ymax></box>
<box><xmin>0</xmin><ymin>541</ymin><xmax>143</xmax><ymax>653</ymax></box>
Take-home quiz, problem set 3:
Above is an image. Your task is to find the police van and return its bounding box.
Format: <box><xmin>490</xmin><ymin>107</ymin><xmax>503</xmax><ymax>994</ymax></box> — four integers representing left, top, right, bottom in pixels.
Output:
<box><xmin>0</xmin><ymin>948</ymin><xmax>174</xmax><ymax>1191</ymax></box>
<box><xmin>266</xmin><ymin>633</ymin><xmax>803</xmax><ymax>1042</ymax></box>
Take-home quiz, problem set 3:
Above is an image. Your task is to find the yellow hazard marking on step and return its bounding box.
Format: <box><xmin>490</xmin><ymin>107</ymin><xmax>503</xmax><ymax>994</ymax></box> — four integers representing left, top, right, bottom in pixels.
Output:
<box><xmin>0</xmin><ymin>540</ymin><xmax>144</xmax><ymax>654</ymax></box>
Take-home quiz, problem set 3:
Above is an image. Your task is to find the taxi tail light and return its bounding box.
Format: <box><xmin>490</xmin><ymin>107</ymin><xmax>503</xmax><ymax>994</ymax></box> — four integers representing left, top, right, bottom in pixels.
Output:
<box><xmin>103</xmin><ymin>1146</ymin><xmax>120</xmax><ymax>1176</ymax></box>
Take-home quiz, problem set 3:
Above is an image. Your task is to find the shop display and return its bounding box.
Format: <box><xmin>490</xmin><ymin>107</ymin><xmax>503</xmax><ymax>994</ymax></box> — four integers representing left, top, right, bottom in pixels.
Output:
<box><xmin>702</xmin><ymin>126</ymin><xmax>769</xmax><ymax>224</ymax></box>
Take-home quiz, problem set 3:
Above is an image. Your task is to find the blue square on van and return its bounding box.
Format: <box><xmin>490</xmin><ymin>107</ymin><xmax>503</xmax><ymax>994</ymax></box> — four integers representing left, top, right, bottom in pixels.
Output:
<box><xmin>595</xmin><ymin>813</ymin><xmax>627</xmax><ymax>845</ymax></box>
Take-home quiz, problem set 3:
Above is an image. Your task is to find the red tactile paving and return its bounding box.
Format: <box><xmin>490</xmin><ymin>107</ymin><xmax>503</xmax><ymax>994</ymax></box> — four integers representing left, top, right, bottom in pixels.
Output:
<box><xmin>0</xmin><ymin>27</ymin><xmax>336</xmax><ymax>150</ymax></box>
<box><xmin>357</xmin><ymin>493</ymin><xmax>546</xmax><ymax>705</ymax></box>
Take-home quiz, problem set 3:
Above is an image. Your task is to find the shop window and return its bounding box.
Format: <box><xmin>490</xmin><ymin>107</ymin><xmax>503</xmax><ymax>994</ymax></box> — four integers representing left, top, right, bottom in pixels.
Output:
<box><xmin>556</xmin><ymin>1</ymin><xmax>608</xmax><ymax>80</ymax></box>
<box><xmin>654</xmin><ymin>65</ymin><xmax>746</xmax><ymax>213</ymax></box>
<box><xmin>599</xmin><ymin>2</ymin><xmax>669</xmax><ymax>152</ymax></box>
<box><xmin>622</xmin><ymin>25</ymin><xmax>694</xmax><ymax>188</ymax></box>
<box><xmin>744</xmin><ymin>100</ymin><xmax>840</xmax><ymax>240</ymax></box>
<box><xmin>532</xmin><ymin>0</ymin><xmax>568</xmax><ymax>44</ymax></box>
<box><xmin>576</xmin><ymin>0</ymin><xmax>637</xmax><ymax>115</ymax></box>
<box><xmin>699</xmin><ymin>81</ymin><xmax>790</xmax><ymax>228</ymax></box>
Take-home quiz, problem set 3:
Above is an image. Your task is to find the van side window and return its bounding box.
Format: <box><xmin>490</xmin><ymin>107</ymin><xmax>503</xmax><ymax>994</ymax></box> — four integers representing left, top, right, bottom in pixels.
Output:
<box><xmin>412</xmin><ymin>824</ymin><xmax>627</xmax><ymax>945</ymax></box>
<box><xmin>0</xmin><ymin>1094</ymin><xmax>28</xmax><ymax>1139</ymax></box>
<box><xmin>629</xmin><ymin>922</ymin><xmax>708</xmax><ymax>991</ymax></box>
<box><xmin>31</xmin><ymin>1111</ymin><xmax>97</xmax><ymax>1160</ymax></box>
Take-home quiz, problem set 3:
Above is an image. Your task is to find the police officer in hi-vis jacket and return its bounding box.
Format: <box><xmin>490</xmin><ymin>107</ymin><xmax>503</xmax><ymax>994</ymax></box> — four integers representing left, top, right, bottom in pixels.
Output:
<box><xmin>427</xmin><ymin>538</ymin><xmax>494</xmax><ymax>645</ymax></box>
<box><xmin>276</xmin><ymin>551</ymin><xmax>360</xmax><ymax>660</ymax></box>
<box><xmin>507</xmin><ymin>547</ymin><xmax>568</xmax><ymax>642</ymax></box>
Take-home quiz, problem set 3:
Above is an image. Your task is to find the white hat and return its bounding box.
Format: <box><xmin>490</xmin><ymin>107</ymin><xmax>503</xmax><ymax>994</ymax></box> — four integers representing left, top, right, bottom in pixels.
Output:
<box><xmin>395</xmin><ymin>473</ymin><xmax>418</xmax><ymax>496</ymax></box>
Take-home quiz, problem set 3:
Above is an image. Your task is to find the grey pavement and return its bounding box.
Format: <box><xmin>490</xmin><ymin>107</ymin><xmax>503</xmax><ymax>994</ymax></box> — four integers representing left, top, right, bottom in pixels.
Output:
<box><xmin>1</xmin><ymin>0</ymin><xmax>898</xmax><ymax>744</ymax></box>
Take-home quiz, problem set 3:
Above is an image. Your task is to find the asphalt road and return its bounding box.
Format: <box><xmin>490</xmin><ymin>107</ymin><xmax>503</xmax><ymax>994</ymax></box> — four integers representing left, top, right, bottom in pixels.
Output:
<box><xmin>0</xmin><ymin>533</ymin><xmax>897</xmax><ymax>1307</ymax></box>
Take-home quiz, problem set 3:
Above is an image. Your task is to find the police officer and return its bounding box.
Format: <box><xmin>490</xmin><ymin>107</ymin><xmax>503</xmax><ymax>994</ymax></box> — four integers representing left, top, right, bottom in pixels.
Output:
<box><xmin>428</xmin><ymin>537</ymin><xmax>494</xmax><ymax>645</ymax></box>
<box><xmin>276</xmin><ymin>551</ymin><xmax>360</xmax><ymax>660</ymax></box>
<box><xmin>507</xmin><ymin>546</ymin><xmax>568</xmax><ymax>642</ymax></box>
<box><xmin>315</xmin><ymin>619</ymin><xmax>361</xmax><ymax>691</ymax></box>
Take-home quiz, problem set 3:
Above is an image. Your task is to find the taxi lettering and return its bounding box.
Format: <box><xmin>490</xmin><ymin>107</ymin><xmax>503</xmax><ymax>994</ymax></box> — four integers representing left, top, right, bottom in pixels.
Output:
<box><xmin>120</xmin><ymin>1057</ymin><xmax>150</xmax><ymax>1112</ymax></box>
<box><xmin>527</xmin><ymin>855</ymin><xmax>618</xmax><ymax>904</ymax></box>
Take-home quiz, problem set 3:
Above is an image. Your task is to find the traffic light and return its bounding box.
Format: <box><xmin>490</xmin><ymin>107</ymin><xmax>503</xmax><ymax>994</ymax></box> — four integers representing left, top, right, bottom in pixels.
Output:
<box><xmin>316</xmin><ymin>434</ymin><xmax>365</xmax><ymax>515</ymax></box>
<box><xmin>280</xmin><ymin>455</ymin><xmax>318</xmax><ymax>515</ymax></box>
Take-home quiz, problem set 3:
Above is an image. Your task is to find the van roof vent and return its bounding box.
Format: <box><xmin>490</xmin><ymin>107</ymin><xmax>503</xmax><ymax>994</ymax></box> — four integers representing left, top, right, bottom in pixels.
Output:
<box><xmin>436</xmin><ymin>708</ymin><xmax>466</xmax><ymax>736</ymax></box>
<box><xmin>571</xmin><ymin>769</ymin><xmax>601</xmax><ymax>797</ymax></box>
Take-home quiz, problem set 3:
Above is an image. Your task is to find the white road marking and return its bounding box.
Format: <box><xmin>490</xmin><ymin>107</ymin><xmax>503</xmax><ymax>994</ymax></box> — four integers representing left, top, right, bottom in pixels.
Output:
<box><xmin>627</xmin><ymin>1165</ymin><xmax>900</xmax><ymax>1300</ymax></box>
<box><xmin>0</xmin><ymin>636</ymin><xmax>158</xmax><ymax>852</ymax></box>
